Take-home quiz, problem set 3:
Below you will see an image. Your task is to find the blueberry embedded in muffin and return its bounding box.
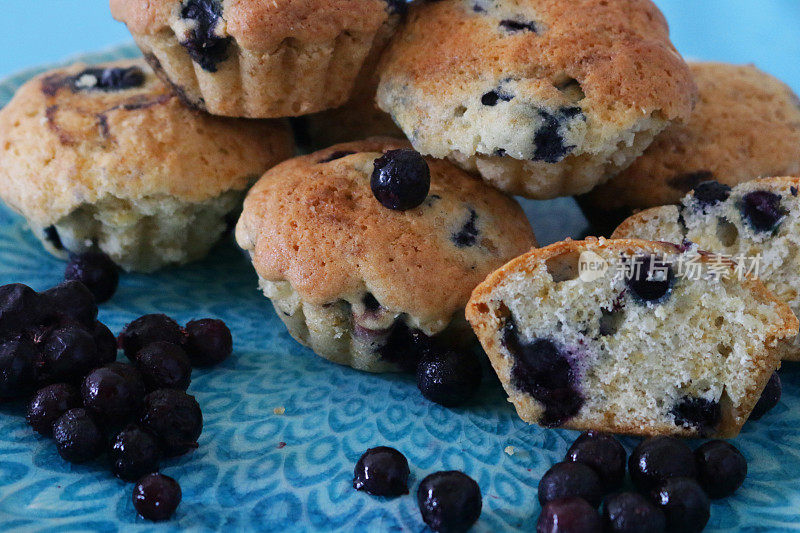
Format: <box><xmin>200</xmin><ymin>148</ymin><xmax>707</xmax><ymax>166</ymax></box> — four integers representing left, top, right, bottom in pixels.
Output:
<box><xmin>235</xmin><ymin>137</ymin><xmax>536</xmax><ymax>372</ymax></box>
<box><xmin>466</xmin><ymin>238</ymin><xmax>797</xmax><ymax>437</ymax></box>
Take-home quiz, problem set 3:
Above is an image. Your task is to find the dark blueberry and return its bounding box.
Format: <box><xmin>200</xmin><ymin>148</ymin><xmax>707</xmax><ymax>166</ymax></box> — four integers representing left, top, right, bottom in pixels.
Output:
<box><xmin>741</xmin><ymin>190</ymin><xmax>785</xmax><ymax>232</ymax></box>
<box><xmin>384</xmin><ymin>0</ymin><xmax>408</xmax><ymax>15</ymax></box>
<box><xmin>133</xmin><ymin>473</ymin><xmax>182</xmax><ymax>522</ymax></box>
<box><xmin>353</xmin><ymin>446</ymin><xmax>410</xmax><ymax>497</ymax></box>
<box><xmin>481</xmin><ymin>89</ymin><xmax>513</xmax><ymax>106</ymax></box>
<box><xmin>65</xmin><ymin>252</ymin><xmax>119</xmax><ymax>303</ymax></box>
<box><xmin>119</xmin><ymin>314</ymin><xmax>184</xmax><ymax>362</ymax></box>
<box><xmin>692</xmin><ymin>180</ymin><xmax>731</xmax><ymax>207</ymax></box>
<box><xmin>371</xmin><ymin>149</ymin><xmax>431</xmax><ymax>211</ymax></box>
<box><xmin>537</xmin><ymin>497</ymin><xmax>602</xmax><ymax>533</ymax></box>
<box><xmin>416</xmin><ymin>349</ymin><xmax>482</xmax><ymax>407</ymax></box>
<box><xmin>106</xmin><ymin>361</ymin><xmax>147</xmax><ymax>398</ymax></box>
<box><xmin>43</xmin><ymin>225</ymin><xmax>63</xmax><ymax>250</ymax></box>
<box><xmin>565</xmin><ymin>431</ymin><xmax>626</xmax><ymax>492</ymax></box>
<box><xmin>650</xmin><ymin>477</ymin><xmax>710</xmax><ymax>533</ymax></box>
<box><xmin>602</xmin><ymin>492</ymin><xmax>666</xmax><ymax>533</ymax></box>
<box><xmin>628</xmin><ymin>437</ymin><xmax>697</xmax><ymax>492</ymax></box>
<box><xmin>140</xmin><ymin>389</ymin><xmax>203</xmax><ymax>456</ymax></box>
<box><xmin>42</xmin><ymin>280</ymin><xmax>98</xmax><ymax>327</ymax></box>
<box><xmin>750</xmin><ymin>372</ymin><xmax>781</xmax><ymax>420</ymax></box>
<box><xmin>451</xmin><ymin>208</ymin><xmax>479</xmax><ymax>247</ymax></box>
<box><xmin>52</xmin><ymin>408</ymin><xmax>103</xmax><ymax>463</ymax></box>
<box><xmin>499</xmin><ymin>19</ymin><xmax>538</xmax><ymax>33</ymax></box>
<box><xmin>81</xmin><ymin>365</ymin><xmax>145</xmax><ymax>423</ymax></box>
<box><xmin>378</xmin><ymin>321</ymin><xmax>433</xmax><ymax>373</ymax></box>
<box><xmin>183</xmin><ymin>319</ymin><xmax>232</xmax><ymax>367</ymax></box>
<box><xmin>92</xmin><ymin>321</ymin><xmax>118</xmax><ymax>366</ymax></box>
<box><xmin>538</xmin><ymin>462</ymin><xmax>604</xmax><ymax>508</ymax></box>
<box><xmin>792</xmin><ymin>186</ymin><xmax>798</xmax><ymax>197</ymax></box>
<box><xmin>362</xmin><ymin>293</ymin><xmax>381</xmax><ymax>313</ymax></box>
<box><xmin>0</xmin><ymin>338</ymin><xmax>39</xmax><ymax>399</ymax></box>
<box><xmin>671</xmin><ymin>396</ymin><xmax>721</xmax><ymax>435</ymax></box>
<box><xmin>318</xmin><ymin>150</ymin><xmax>355</xmax><ymax>163</ymax></box>
<box><xmin>0</xmin><ymin>283</ymin><xmax>45</xmax><ymax>338</ymax></box>
<box><xmin>501</xmin><ymin>317</ymin><xmax>583</xmax><ymax>427</ymax></box>
<box><xmin>136</xmin><ymin>342</ymin><xmax>192</xmax><ymax>391</ymax></box>
<box><xmin>180</xmin><ymin>0</ymin><xmax>231</xmax><ymax>72</ymax></box>
<box><xmin>533</xmin><ymin>107</ymin><xmax>584</xmax><ymax>164</ymax></box>
<box><xmin>110</xmin><ymin>425</ymin><xmax>161</xmax><ymax>481</ymax></box>
<box><xmin>417</xmin><ymin>471</ymin><xmax>481</xmax><ymax>533</ymax></box>
<box><xmin>625</xmin><ymin>256</ymin><xmax>674</xmax><ymax>304</ymax></box>
<box><xmin>694</xmin><ymin>440</ymin><xmax>747</xmax><ymax>499</ymax></box>
<box><xmin>73</xmin><ymin>67</ymin><xmax>146</xmax><ymax>91</ymax></box>
<box><xmin>41</xmin><ymin>325</ymin><xmax>99</xmax><ymax>382</ymax></box>
<box><xmin>26</xmin><ymin>383</ymin><xmax>80</xmax><ymax>436</ymax></box>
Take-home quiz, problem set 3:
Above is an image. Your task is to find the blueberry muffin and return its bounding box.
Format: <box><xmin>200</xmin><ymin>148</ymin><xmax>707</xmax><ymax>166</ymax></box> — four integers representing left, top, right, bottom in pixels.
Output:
<box><xmin>376</xmin><ymin>0</ymin><xmax>696</xmax><ymax>199</ymax></box>
<box><xmin>0</xmin><ymin>59</ymin><xmax>294</xmax><ymax>272</ymax></box>
<box><xmin>111</xmin><ymin>0</ymin><xmax>405</xmax><ymax>118</ymax></box>
<box><xmin>613</xmin><ymin>177</ymin><xmax>800</xmax><ymax>361</ymax></box>
<box><xmin>235</xmin><ymin>138</ymin><xmax>536</xmax><ymax>372</ymax></box>
<box><xmin>466</xmin><ymin>238</ymin><xmax>797</xmax><ymax>437</ymax></box>
<box><xmin>580</xmin><ymin>63</ymin><xmax>800</xmax><ymax>235</ymax></box>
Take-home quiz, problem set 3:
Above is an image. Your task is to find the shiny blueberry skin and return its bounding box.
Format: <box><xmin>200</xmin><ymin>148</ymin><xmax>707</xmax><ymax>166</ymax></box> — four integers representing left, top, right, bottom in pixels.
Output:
<box><xmin>0</xmin><ymin>283</ymin><xmax>45</xmax><ymax>338</ymax></box>
<box><xmin>26</xmin><ymin>383</ymin><xmax>81</xmax><ymax>436</ymax></box>
<box><xmin>180</xmin><ymin>0</ymin><xmax>231</xmax><ymax>72</ymax></box>
<box><xmin>52</xmin><ymin>408</ymin><xmax>103</xmax><ymax>463</ymax></box>
<box><xmin>0</xmin><ymin>338</ymin><xmax>39</xmax><ymax>399</ymax></box>
<box><xmin>65</xmin><ymin>252</ymin><xmax>119</xmax><ymax>303</ymax></box>
<box><xmin>371</xmin><ymin>149</ymin><xmax>431</xmax><ymax>211</ymax></box>
<box><xmin>565</xmin><ymin>431</ymin><xmax>626</xmax><ymax>492</ymax></box>
<box><xmin>537</xmin><ymin>497</ymin><xmax>602</xmax><ymax>533</ymax></box>
<box><xmin>41</xmin><ymin>325</ymin><xmax>99</xmax><ymax>382</ymax></box>
<box><xmin>650</xmin><ymin>477</ymin><xmax>710</xmax><ymax>533</ymax></box>
<box><xmin>119</xmin><ymin>314</ymin><xmax>184</xmax><ymax>362</ymax></box>
<box><xmin>110</xmin><ymin>425</ymin><xmax>161</xmax><ymax>482</ymax></box>
<box><xmin>628</xmin><ymin>437</ymin><xmax>697</xmax><ymax>493</ymax></box>
<box><xmin>538</xmin><ymin>462</ymin><xmax>604</xmax><ymax>508</ymax></box>
<box><xmin>135</xmin><ymin>342</ymin><xmax>192</xmax><ymax>391</ymax></box>
<box><xmin>133</xmin><ymin>473</ymin><xmax>182</xmax><ymax>522</ymax></box>
<box><xmin>693</xmin><ymin>180</ymin><xmax>731</xmax><ymax>207</ymax></box>
<box><xmin>626</xmin><ymin>256</ymin><xmax>674</xmax><ymax>304</ymax></box>
<box><xmin>92</xmin><ymin>321</ymin><xmax>119</xmax><ymax>366</ymax></box>
<box><xmin>694</xmin><ymin>440</ymin><xmax>747</xmax><ymax>499</ymax></box>
<box><xmin>353</xmin><ymin>446</ymin><xmax>410</xmax><ymax>497</ymax></box>
<box><xmin>416</xmin><ymin>349</ymin><xmax>482</xmax><ymax>407</ymax></box>
<box><xmin>140</xmin><ymin>389</ymin><xmax>203</xmax><ymax>457</ymax></box>
<box><xmin>43</xmin><ymin>280</ymin><xmax>98</xmax><ymax>327</ymax></box>
<box><xmin>417</xmin><ymin>471</ymin><xmax>482</xmax><ymax>533</ymax></box>
<box><xmin>602</xmin><ymin>492</ymin><xmax>666</xmax><ymax>533</ymax></box>
<box><xmin>671</xmin><ymin>396</ymin><xmax>721</xmax><ymax>435</ymax></box>
<box><xmin>750</xmin><ymin>372</ymin><xmax>781</xmax><ymax>420</ymax></box>
<box><xmin>741</xmin><ymin>190</ymin><xmax>785</xmax><ymax>233</ymax></box>
<box><xmin>81</xmin><ymin>365</ymin><xmax>145</xmax><ymax>423</ymax></box>
<box><xmin>183</xmin><ymin>319</ymin><xmax>232</xmax><ymax>367</ymax></box>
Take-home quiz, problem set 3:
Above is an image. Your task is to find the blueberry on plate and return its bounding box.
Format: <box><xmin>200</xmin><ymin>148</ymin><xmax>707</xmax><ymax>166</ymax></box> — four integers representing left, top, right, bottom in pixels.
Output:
<box><xmin>628</xmin><ymin>437</ymin><xmax>697</xmax><ymax>492</ymax></box>
<box><xmin>140</xmin><ymin>389</ymin><xmax>203</xmax><ymax>456</ymax></box>
<box><xmin>133</xmin><ymin>473</ymin><xmax>182</xmax><ymax>522</ymax></box>
<box><xmin>91</xmin><ymin>321</ymin><xmax>119</xmax><ymax>366</ymax></box>
<box><xmin>371</xmin><ymin>149</ymin><xmax>431</xmax><ymax>211</ymax></box>
<box><xmin>0</xmin><ymin>283</ymin><xmax>45</xmax><ymax>337</ymax></box>
<box><xmin>81</xmin><ymin>365</ymin><xmax>146</xmax><ymax>423</ymax></box>
<box><xmin>110</xmin><ymin>425</ymin><xmax>161</xmax><ymax>482</ymax></box>
<box><xmin>0</xmin><ymin>338</ymin><xmax>39</xmax><ymax>399</ymax></box>
<box><xmin>694</xmin><ymin>440</ymin><xmax>747</xmax><ymax>499</ymax></box>
<box><xmin>65</xmin><ymin>252</ymin><xmax>119</xmax><ymax>303</ymax></box>
<box><xmin>538</xmin><ymin>462</ymin><xmax>604</xmax><ymax>508</ymax></box>
<box><xmin>41</xmin><ymin>325</ymin><xmax>99</xmax><ymax>382</ymax></box>
<box><xmin>183</xmin><ymin>318</ymin><xmax>232</xmax><ymax>367</ymax></box>
<box><xmin>416</xmin><ymin>349</ymin><xmax>482</xmax><ymax>407</ymax></box>
<box><xmin>26</xmin><ymin>383</ymin><xmax>81</xmax><ymax>436</ymax></box>
<box><xmin>135</xmin><ymin>342</ymin><xmax>192</xmax><ymax>391</ymax></box>
<box><xmin>417</xmin><ymin>471</ymin><xmax>482</xmax><ymax>533</ymax></box>
<box><xmin>750</xmin><ymin>372</ymin><xmax>781</xmax><ymax>420</ymax></box>
<box><xmin>119</xmin><ymin>314</ymin><xmax>184</xmax><ymax>362</ymax></box>
<box><xmin>602</xmin><ymin>492</ymin><xmax>665</xmax><ymax>533</ymax></box>
<box><xmin>43</xmin><ymin>280</ymin><xmax>98</xmax><ymax>327</ymax></box>
<box><xmin>537</xmin><ymin>497</ymin><xmax>602</xmax><ymax>533</ymax></box>
<box><xmin>650</xmin><ymin>477</ymin><xmax>710</xmax><ymax>533</ymax></box>
<box><xmin>353</xmin><ymin>446</ymin><xmax>410</xmax><ymax>497</ymax></box>
<box><xmin>52</xmin><ymin>408</ymin><xmax>103</xmax><ymax>463</ymax></box>
<box><xmin>565</xmin><ymin>431</ymin><xmax>626</xmax><ymax>492</ymax></box>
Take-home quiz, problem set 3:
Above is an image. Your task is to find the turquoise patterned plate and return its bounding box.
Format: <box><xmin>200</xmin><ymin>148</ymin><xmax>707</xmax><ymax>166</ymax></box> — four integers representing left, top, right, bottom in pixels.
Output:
<box><xmin>0</xmin><ymin>45</ymin><xmax>798</xmax><ymax>532</ymax></box>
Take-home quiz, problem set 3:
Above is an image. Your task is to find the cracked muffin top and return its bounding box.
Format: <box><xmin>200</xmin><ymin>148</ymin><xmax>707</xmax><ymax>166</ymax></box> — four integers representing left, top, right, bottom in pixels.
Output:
<box><xmin>235</xmin><ymin>137</ymin><xmax>537</xmax><ymax>328</ymax></box>
<box><xmin>0</xmin><ymin>59</ymin><xmax>294</xmax><ymax>226</ymax></box>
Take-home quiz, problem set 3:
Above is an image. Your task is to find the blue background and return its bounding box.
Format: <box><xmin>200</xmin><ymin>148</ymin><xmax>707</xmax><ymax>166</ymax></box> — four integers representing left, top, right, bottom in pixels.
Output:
<box><xmin>1</xmin><ymin>0</ymin><xmax>799</xmax><ymax>91</ymax></box>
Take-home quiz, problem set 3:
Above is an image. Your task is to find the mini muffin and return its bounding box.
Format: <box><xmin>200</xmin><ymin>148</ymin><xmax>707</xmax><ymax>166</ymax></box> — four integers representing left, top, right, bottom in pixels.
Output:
<box><xmin>0</xmin><ymin>59</ymin><xmax>294</xmax><ymax>272</ymax></box>
<box><xmin>235</xmin><ymin>138</ymin><xmax>536</xmax><ymax>372</ymax></box>
<box><xmin>376</xmin><ymin>0</ymin><xmax>696</xmax><ymax>199</ymax></box>
<box><xmin>466</xmin><ymin>238</ymin><xmax>797</xmax><ymax>437</ymax></box>
<box><xmin>111</xmin><ymin>0</ymin><xmax>405</xmax><ymax>118</ymax></box>
<box><xmin>613</xmin><ymin>177</ymin><xmax>800</xmax><ymax>360</ymax></box>
<box><xmin>580</xmin><ymin>63</ymin><xmax>800</xmax><ymax>235</ymax></box>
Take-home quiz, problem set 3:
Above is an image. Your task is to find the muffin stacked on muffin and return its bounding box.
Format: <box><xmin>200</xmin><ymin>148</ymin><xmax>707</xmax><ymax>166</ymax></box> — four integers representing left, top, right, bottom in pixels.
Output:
<box><xmin>0</xmin><ymin>59</ymin><xmax>294</xmax><ymax>272</ymax></box>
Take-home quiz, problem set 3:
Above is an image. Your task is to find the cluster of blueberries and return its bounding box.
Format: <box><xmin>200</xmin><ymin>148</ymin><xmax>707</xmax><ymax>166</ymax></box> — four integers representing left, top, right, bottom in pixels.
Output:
<box><xmin>0</xmin><ymin>252</ymin><xmax>232</xmax><ymax>522</ymax></box>
<box><xmin>353</xmin><ymin>446</ymin><xmax>482</xmax><ymax>533</ymax></box>
<box><xmin>536</xmin><ymin>431</ymin><xmax>750</xmax><ymax>533</ymax></box>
